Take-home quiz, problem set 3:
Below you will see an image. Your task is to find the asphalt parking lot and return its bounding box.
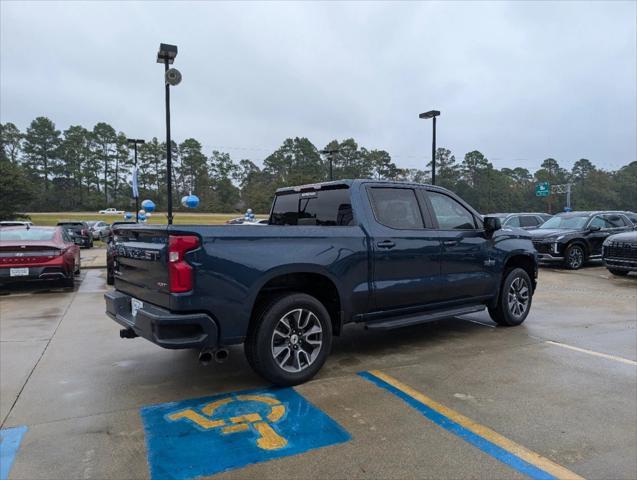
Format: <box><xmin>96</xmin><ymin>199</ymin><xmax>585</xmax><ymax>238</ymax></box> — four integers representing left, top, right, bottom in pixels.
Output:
<box><xmin>1</xmin><ymin>261</ymin><xmax>636</xmax><ymax>480</ymax></box>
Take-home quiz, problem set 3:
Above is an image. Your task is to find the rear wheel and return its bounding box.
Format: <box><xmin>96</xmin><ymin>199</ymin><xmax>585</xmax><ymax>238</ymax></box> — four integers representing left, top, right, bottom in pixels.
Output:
<box><xmin>608</xmin><ymin>268</ymin><xmax>629</xmax><ymax>277</ymax></box>
<box><xmin>106</xmin><ymin>265</ymin><xmax>114</xmax><ymax>285</ymax></box>
<box><xmin>245</xmin><ymin>293</ymin><xmax>332</xmax><ymax>386</ymax></box>
<box><xmin>488</xmin><ymin>268</ymin><xmax>532</xmax><ymax>326</ymax></box>
<box><xmin>564</xmin><ymin>244</ymin><xmax>585</xmax><ymax>270</ymax></box>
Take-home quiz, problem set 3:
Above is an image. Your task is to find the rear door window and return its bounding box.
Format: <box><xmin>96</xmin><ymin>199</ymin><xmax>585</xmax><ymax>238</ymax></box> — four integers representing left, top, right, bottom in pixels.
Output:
<box><xmin>270</xmin><ymin>187</ymin><xmax>353</xmax><ymax>226</ymax></box>
<box><xmin>368</xmin><ymin>188</ymin><xmax>424</xmax><ymax>230</ymax></box>
<box><xmin>604</xmin><ymin>214</ymin><xmax>627</xmax><ymax>228</ymax></box>
<box><xmin>520</xmin><ymin>216</ymin><xmax>540</xmax><ymax>228</ymax></box>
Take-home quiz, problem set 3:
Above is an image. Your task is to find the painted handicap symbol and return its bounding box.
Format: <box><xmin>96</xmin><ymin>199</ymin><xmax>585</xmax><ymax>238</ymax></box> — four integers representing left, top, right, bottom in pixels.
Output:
<box><xmin>167</xmin><ymin>394</ymin><xmax>287</xmax><ymax>450</ymax></box>
<box><xmin>141</xmin><ymin>387</ymin><xmax>350</xmax><ymax>480</ymax></box>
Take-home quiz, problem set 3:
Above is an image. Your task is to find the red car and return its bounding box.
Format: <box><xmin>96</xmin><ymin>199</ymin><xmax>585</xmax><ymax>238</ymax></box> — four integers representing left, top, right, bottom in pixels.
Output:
<box><xmin>0</xmin><ymin>226</ymin><xmax>81</xmax><ymax>287</ymax></box>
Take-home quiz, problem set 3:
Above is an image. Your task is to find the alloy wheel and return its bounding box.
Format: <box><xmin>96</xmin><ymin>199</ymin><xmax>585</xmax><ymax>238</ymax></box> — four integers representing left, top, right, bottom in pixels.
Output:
<box><xmin>568</xmin><ymin>246</ymin><xmax>584</xmax><ymax>269</ymax></box>
<box><xmin>271</xmin><ymin>308</ymin><xmax>323</xmax><ymax>373</ymax></box>
<box><xmin>507</xmin><ymin>276</ymin><xmax>530</xmax><ymax>318</ymax></box>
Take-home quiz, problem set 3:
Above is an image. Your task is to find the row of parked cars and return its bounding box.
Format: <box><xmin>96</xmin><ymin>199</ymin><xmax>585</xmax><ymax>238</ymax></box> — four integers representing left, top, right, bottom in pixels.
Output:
<box><xmin>0</xmin><ymin>219</ymin><xmax>122</xmax><ymax>288</ymax></box>
<box><xmin>486</xmin><ymin>210</ymin><xmax>637</xmax><ymax>274</ymax></box>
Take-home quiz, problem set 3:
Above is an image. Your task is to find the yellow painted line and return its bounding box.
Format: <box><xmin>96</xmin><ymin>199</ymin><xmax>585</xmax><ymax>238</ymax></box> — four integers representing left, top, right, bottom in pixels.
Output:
<box><xmin>545</xmin><ymin>341</ymin><xmax>637</xmax><ymax>366</ymax></box>
<box><xmin>368</xmin><ymin>370</ymin><xmax>584</xmax><ymax>480</ymax></box>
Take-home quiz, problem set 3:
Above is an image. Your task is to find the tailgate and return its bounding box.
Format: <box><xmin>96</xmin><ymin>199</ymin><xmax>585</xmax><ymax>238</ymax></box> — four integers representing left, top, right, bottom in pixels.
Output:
<box><xmin>112</xmin><ymin>226</ymin><xmax>171</xmax><ymax>308</ymax></box>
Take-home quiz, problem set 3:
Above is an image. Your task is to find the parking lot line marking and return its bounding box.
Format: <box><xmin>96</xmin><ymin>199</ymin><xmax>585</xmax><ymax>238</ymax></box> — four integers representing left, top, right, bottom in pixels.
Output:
<box><xmin>1</xmin><ymin>425</ymin><xmax>28</xmax><ymax>480</ymax></box>
<box><xmin>545</xmin><ymin>341</ymin><xmax>637</xmax><ymax>366</ymax></box>
<box><xmin>359</xmin><ymin>370</ymin><xmax>584</xmax><ymax>480</ymax></box>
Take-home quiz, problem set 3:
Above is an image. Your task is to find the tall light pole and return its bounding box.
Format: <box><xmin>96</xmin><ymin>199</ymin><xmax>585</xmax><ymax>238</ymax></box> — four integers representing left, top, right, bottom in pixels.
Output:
<box><xmin>419</xmin><ymin>110</ymin><xmax>441</xmax><ymax>185</ymax></box>
<box><xmin>321</xmin><ymin>148</ymin><xmax>339</xmax><ymax>181</ymax></box>
<box><xmin>157</xmin><ymin>43</ymin><xmax>181</xmax><ymax>224</ymax></box>
<box><xmin>127</xmin><ymin>138</ymin><xmax>145</xmax><ymax>222</ymax></box>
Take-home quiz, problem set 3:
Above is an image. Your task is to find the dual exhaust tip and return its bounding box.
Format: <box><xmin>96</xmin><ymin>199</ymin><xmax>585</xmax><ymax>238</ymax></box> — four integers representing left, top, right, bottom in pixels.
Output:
<box><xmin>199</xmin><ymin>348</ymin><xmax>229</xmax><ymax>365</ymax></box>
<box><xmin>119</xmin><ymin>328</ymin><xmax>228</xmax><ymax>365</ymax></box>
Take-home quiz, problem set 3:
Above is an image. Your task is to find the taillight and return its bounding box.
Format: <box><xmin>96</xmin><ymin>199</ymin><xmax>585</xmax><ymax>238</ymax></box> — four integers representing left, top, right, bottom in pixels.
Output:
<box><xmin>168</xmin><ymin>235</ymin><xmax>200</xmax><ymax>293</ymax></box>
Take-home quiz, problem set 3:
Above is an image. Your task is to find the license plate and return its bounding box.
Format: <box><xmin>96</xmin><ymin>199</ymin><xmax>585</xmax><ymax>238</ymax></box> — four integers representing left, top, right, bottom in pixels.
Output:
<box><xmin>10</xmin><ymin>268</ymin><xmax>29</xmax><ymax>277</ymax></box>
<box><xmin>131</xmin><ymin>298</ymin><xmax>143</xmax><ymax>317</ymax></box>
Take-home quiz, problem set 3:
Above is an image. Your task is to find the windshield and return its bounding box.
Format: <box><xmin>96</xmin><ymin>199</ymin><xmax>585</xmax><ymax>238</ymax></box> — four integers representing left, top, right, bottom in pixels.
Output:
<box><xmin>0</xmin><ymin>228</ymin><xmax>56</xmax><ymax>241</ymax></box>
<box><xmin>540</xmin><ymin>215</ymin><xmax>588</xmax><ymax>229</ymax></box>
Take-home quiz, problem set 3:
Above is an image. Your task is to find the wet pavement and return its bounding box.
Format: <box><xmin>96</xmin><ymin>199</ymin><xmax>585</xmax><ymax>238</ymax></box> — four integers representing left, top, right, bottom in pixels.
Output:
<box><xmin>0</xmin><ymin>265</ymin><xmax>635</xmax><ymax>479</ymax></box>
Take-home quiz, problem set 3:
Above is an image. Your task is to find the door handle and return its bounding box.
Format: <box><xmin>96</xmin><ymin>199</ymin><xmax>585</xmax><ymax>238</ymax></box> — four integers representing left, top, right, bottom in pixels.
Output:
<box><xmin>376</xmin><ymin>240</ymin><xmax>396</xmax><ymax>249</ymax></box>
<box><xmin>443</xmin><ymin>240</ymin><xmax>458</xmax><ymax>247</ymax></box>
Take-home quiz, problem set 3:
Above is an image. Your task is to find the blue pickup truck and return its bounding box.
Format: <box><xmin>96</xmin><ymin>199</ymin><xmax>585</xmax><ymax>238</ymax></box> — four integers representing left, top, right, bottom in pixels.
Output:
<box><xmin>105</xmin><ymin>180</ymin><xmax>538</xmax><ymax>385</ymax></box>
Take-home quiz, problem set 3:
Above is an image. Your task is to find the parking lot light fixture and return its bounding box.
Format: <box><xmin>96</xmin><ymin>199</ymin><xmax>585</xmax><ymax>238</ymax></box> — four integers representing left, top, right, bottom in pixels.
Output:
<box><xmin>419</xmin><ymin>110</ymin><xmax>441</xmax><ymax>185</ymax></box>
<box><xmin>156</xmin><ymin>43</ymin><xmax>178</xmax><ymax>64</ymax></box>
<box><xmin>156</xmin><ymin>43</ymin><xmax>179</xmax><ymax>225</ymax></box>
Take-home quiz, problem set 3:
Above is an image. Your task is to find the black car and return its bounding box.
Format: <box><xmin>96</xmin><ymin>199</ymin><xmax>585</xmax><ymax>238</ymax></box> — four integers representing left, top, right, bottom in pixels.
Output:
<box><xmin>529</xmin><ymin>211</ymin><xmax>635</xmax><ymax>269</ymax></box>
<box><xmin>57</xmin><ymin>221</ymin><xmax>93</xmax><ymax>248</ymax></box>
<box><xmin>603</xmin><ymin>231</ymin><xmax>637</xmax><ymax>276</ymax></box>
<box><xmin>488</xmin><ymin>212</ymin><xmax>552</xmax><ymax>230</ymax></box>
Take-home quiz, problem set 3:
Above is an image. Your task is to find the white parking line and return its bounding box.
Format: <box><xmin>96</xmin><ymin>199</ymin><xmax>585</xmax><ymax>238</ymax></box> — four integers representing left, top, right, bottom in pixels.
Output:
<box><xmin>546</xmin><ymin>340</ymin><xmax>637</xmax><ymax>366</ymax></box>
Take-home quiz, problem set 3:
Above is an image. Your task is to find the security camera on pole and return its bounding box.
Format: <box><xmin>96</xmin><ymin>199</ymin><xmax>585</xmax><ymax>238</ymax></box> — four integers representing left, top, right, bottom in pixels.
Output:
<box><xmin>157</xmin><ymin>43</ymin><xmax>181</xmax><ymax>225</ymax></box>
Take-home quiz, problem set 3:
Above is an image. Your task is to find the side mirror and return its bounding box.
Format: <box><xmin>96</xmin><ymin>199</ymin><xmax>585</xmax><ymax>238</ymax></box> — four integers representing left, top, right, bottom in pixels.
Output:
<box><xmin>589</xmin><ymin>225</ymin><xmax>601</xmax><ymax>232</ymax></box>
<box><xmin>483</xmin><ymin>216</ymin><xmax>502</xmax><ymax>234</ymax></box>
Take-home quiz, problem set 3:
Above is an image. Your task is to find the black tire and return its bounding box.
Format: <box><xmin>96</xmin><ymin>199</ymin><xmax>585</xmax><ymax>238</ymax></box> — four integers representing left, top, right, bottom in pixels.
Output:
<box><xmin>74</xmin><ymin>259</ymin><xmax>81</xmax><ymax>275</ymax></box>
<box><xmin>245</xmin><ymin>292</ymin><xmax>332</xmax><ymax>386</ymax></box>
<box><xmin>564</xmin><ymin>243</ymin><xmax>585</xmax><ymax>270</ymax></box>
<box><xmin>608</xmin><ymin>269</ymin><xmax>629</xmax><ymax>277</ymax></box>
<box><xmin>488</xmin><ymin>268</ymin><xmax>533</xmax><ymax>326</ymax></box>
<box><xmin>106</xmin><ymin>266</ymin><xmax>114</xmax><ymax>285</ymax></box>
<box><xmin>89</xmin><ymin>240</ymin><xmax>94</xmax><ymax>249</ymax></box>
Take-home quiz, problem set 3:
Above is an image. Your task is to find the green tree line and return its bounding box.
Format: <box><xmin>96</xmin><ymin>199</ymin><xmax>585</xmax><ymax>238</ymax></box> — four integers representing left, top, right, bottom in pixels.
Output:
<box><xmin>1</xmin><ymin>117</ymin><xmax>635</xmax><ymax>220</ymax></box>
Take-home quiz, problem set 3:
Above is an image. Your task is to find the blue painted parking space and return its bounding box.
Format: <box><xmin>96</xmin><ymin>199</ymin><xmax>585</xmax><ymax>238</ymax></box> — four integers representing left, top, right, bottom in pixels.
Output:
<box><xmin>140</xmin><ymin>387</ymin><xmax>350</xmax><ymax>480</ymax></box>
<box><xmin>0</xmin><ymin>426</ymin><xmax>28</xmax><ymax>480</ymax></box>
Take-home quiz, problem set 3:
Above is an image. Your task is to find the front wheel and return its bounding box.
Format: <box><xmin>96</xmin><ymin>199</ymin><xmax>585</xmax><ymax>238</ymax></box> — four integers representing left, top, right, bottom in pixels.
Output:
<box><xmin>245</xmin><ymin>293</ymin><xmax>332</xmax><ymax>386</ymax></box>
<box><xmin>488</xmin><ymin>268</ymin><xmax>533</xmax><ymax>326</ymax></box>
<box><xmin>564</xmin><ymin>244</ymin><xmax>585</xmax><ymax>270</ymax></box>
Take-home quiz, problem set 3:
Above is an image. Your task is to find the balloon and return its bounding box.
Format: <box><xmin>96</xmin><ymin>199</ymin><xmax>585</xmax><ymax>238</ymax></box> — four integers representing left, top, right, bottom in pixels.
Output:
<box><xmin>181</xmin><ymin>194</ymin><xmax>200</xmax><ymax>208</ymax></box>
<box><xmin>141</xmin><ymin>199</ymin><xmax>156</xmax><ymax>212</ymax></box>
<box><xmin>124</xmin><ymin>212</ymin><xmax>132</xmax><ymax>220</ymax></box>
<box><xmin>139</xmin><ymin>209</ymin><xmax>146</xmax><ymax>216</ymax></box>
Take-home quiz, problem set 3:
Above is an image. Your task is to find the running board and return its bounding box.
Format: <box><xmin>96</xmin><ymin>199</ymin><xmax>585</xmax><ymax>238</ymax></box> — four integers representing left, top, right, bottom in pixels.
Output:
<box><xmin>365</xmin><ymin>304</ymin><xmax>486</xmax><ymax>331</ymax></box>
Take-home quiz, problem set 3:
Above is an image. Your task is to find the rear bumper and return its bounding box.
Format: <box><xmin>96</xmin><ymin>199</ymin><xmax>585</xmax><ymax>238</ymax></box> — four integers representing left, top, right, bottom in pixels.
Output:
<box><xmin>0</xmin><ymin>265</ymin><xmax>71</xmax><ymax>283</ymax></box>
<box><xmin>603</xmin><ymin>258</ymin><xmax>637</xmax><ymax>272</ymax></box>
<box><xmin>104</xmin><ymin>290</ymin><xmax>218</xmax><ymax>349</ymax></box>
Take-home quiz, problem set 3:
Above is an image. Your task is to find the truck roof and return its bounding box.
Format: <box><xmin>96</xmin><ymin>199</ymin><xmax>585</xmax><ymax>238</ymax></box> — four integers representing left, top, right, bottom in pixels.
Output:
<box><xmin>275</xmin><ymin>179</ymin><xmax>436</xmax><ymax>194</ymax></box>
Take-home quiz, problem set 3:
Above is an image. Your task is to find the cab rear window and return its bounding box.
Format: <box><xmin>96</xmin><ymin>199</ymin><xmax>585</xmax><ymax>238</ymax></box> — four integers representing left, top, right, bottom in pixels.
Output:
<box><xmin>270</xmin><ymin>187</ymin><xmax>353</xmax><ymax>226</ymax></box>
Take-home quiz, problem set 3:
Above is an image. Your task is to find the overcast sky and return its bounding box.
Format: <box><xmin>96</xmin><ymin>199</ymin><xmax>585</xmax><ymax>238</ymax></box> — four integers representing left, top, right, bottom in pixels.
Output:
<box><xmin>1</xmin><ymin>1</ymin><xmax>635</xmax><ymax>172</ymax></box>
